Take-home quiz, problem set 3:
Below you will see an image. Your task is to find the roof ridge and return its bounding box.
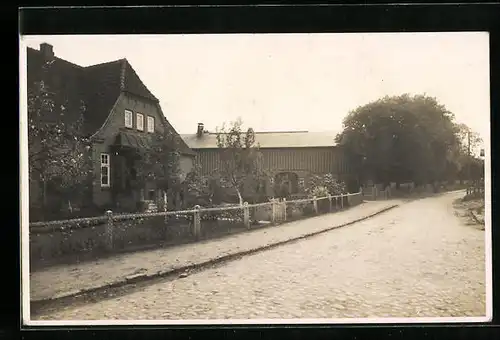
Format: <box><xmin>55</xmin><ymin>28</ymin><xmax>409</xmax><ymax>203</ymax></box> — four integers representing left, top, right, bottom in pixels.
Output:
<box><xmin>84</xmin><ymin>58</ymin><xmax>123</xmax><ymax>69</ymax></box>
<box><xmin>205</xmin><ymin>130</ymin><xmax>313</xmax><ymax>135</ymax></box>
<box><xmin>120</xmin><ymin>58</ymin><xmax>127</xmax><ymax>90</ymax></box>
<box><xmin>27</xmin><ymin>46</ymin><xmax>85</xmax><ymax>69</ymax></box>
<box><xmin>120</xmin><ymin>59</ymin><xmax>158</xmax><ymax>102</ymax></box>
<box><xmin>254</xmin><ymin>131</ymin><xmax>310</xmax><ymax>134</ymax></box>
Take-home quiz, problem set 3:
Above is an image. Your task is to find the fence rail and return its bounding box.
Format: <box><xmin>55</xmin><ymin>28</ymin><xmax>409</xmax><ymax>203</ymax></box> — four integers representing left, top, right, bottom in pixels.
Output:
<box><xmin>465</xmin><ymin>185</ymin><xmax>485</xmax><ymax>197</ymax></box>
<box><xmin>29</xmin><ymin>192</ymin><xmax>363</xmax><ymax>230</ymax></box>
<box><xmin>28</xmin><ymin>192</ymin><xmax>364</xmax><ymax>266</ymax></box>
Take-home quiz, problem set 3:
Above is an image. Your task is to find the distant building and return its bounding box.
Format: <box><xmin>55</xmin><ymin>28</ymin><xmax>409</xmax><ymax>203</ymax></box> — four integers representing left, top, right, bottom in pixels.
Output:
<box><xmin>27</xmin><ymin>43</ymin><xmax>195</xmax><ymax>212</ymax></box>
<box><xmin>181</xmin><ymin>123</ymin><xmax>356</xmax><ymax>198</ymax></box>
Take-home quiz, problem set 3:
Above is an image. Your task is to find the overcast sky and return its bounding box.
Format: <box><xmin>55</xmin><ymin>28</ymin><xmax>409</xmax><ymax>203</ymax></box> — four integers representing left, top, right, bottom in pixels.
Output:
<box><xmin>21</xmin><ymin>33</ymin><xmax>490</xmax><ymax>142</ymax></box>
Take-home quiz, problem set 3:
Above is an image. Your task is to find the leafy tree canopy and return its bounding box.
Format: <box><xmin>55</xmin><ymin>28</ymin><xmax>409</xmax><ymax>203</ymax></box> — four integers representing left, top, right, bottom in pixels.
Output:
<box><xmin>135</xmin><ymin>129</ymin><xmax>182</xmax><ymax>193</ymax></box>
<box><xmin>335</xmin><ymin>94</ymin><xmax>475</xmax><ymax>185</ymax></box>
<box><xmin>215</xmin><ymin>117</ymin><xmax>267</xmax><ymax>205</ymax></box>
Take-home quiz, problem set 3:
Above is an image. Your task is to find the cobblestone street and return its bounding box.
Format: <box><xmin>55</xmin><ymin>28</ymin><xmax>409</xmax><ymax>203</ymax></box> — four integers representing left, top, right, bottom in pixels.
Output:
<box><xmin>33</xmin><ymin>192</ymin><xmax>487</xmax><ymax>321</ymax></box>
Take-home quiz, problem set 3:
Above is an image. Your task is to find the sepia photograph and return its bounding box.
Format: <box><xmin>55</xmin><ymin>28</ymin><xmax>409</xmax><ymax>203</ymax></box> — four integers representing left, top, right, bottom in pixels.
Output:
<box><xmin>20</xmin><ymin>32</ymin><xmax>491</xmax><ymax>325</ymax></box>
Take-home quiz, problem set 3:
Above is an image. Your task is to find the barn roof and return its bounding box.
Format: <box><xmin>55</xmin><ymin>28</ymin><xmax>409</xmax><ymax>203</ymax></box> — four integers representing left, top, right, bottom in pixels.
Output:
<box><xmin>181</xmin><ymin>130</ymin><xmax>340</xmax><ymax>149</ymax></box>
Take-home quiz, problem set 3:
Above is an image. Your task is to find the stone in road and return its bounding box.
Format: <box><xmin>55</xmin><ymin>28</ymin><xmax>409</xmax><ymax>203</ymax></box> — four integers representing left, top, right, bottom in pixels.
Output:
<box><xmin>34</xmin><ymin>192</ymin><xmax>486</xmax><ymax>320</ymax></box>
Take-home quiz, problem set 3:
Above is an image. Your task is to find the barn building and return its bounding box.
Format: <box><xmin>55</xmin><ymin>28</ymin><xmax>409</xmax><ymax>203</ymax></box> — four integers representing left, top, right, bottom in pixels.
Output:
<box><xmin>181</xmin><ymin>123</ymin><xmax>357</xmax><ymax>199</ymax></box>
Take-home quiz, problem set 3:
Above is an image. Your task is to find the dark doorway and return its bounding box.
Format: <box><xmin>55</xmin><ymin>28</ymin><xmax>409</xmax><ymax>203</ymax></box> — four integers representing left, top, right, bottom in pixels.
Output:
<box><xmin>148</xmin><ymin>189</ymin><xmax>155</xmax><ymax>201</ymax></box>
<box><xmin>274</xmin><ymin>172</ymin><xmax>299</xmax><ymax>197</ymax></box>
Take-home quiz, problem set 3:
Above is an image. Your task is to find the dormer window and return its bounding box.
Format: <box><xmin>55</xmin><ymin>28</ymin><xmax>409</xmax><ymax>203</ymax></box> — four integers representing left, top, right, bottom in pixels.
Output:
<box><xmin>124</xmin><ymin>110</ymin><xmax>133</xmax><ymax>128</ymax></box>
<box><xmin>147</xmin><ymin>116</ymin><xmax>155</xmax><ymax>133</ymax></box>
<box><xmin>137</xmin><ymin>113</ymin><xmax>144</xmax><ymax>131</ymax></box>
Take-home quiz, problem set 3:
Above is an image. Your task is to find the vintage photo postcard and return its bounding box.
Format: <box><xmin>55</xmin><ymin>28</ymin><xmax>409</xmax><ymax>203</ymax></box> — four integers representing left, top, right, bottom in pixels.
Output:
<box><xmin>19</xmin><ymin>32</ymin><xmax>492</xmax><ymax>325</ymax></box>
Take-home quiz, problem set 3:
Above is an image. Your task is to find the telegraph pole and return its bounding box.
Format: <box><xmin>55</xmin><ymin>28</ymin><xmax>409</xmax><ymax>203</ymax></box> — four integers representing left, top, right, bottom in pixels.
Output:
<box><xmin>467</xmin><ymin>130</ymin><xmax>472</xmax><ymax>185</ymax></box>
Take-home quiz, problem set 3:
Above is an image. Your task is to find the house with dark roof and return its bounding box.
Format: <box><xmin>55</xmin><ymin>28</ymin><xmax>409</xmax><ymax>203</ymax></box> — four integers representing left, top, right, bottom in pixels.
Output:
<box><xmin>181</xmin><ymin>123</ymin><xmax>358</xmax><ymax>198</ymax></box>
<box><xmin>27</xmin><ymin>43</ymin><xmax>196</xmax><ymax>212</ymax></box>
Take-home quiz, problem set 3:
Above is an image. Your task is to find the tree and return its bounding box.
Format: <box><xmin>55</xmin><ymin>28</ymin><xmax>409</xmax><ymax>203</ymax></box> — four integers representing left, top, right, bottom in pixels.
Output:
<box><xmin>454</xmin><ymin>124</ymin><xmax>484</xmax><ymax>183</ymax></box>
<box><xmin>28</xmin><ymin>61</ymin><xmax>92</xmax><ymax>216</ymax></box>
<box><xmin>135</xmin><ymin>128</ymin><xmax>182</xmax><ymax>194</ymax></box>
<box><xmin>336</xmin><ymin>94</ymin><xmax>461</xmax><ymax>187</ymax></box>
<box><xmin>184</xmin><ymin>162</ymin><xmax>213</xmax><ymax>207</ymax></box>
<box><xmin>215</xmin><ymin>118</ymin><xmax>266</xmax><ymax>205</ymax></box>
<box><xmin>455</xmin><ymin>123</ymin><xmax>483</xmax><ymax>157</ymax></box>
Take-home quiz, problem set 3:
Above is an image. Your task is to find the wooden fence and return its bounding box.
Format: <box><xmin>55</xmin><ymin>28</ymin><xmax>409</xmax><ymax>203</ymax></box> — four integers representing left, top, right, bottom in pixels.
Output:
<box><xmin>465</xmin><ymin>185</ymin><xmax>485</xmax><ymax>200</ymax></box>
<box><xmin>29</xmin><ymin>192</ymin><xmax>364</xmax><ymax>268</ymax></box>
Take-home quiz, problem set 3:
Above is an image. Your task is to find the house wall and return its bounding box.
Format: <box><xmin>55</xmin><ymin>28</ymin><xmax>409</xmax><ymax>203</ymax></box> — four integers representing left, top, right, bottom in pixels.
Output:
<box><xmin>179</xmin><ymin>156</ymin><xmax>194</xmax><ymax>179</ymax></box>
<box><xmin>28</xmin><ymin>173</ymin><xmax>42</xmax><ymax>209</ymax></box>
<box><xmin>91</xmin><ymin>92</ymin><xmax>194</xmax><ymax>208</ymax></box>
<box><xmin>195</xmin><ymin>147</ymin><xmax>350</xmax><ymax>177</ymax></box>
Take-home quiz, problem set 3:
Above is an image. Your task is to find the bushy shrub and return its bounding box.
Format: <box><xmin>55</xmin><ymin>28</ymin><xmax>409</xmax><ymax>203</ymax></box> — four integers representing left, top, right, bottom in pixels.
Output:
<box><xmin>299</xmin><ymin>202</ymin><xmax>315</xmax><ymax>216</ymax></box>
<box><xmin>288</xmin><ymin>201</ymin><xmax>315</xmax><ymax>217</ymax></box>
<box><xmin>308</xmin><ymin>186</ymin><xmax>330</xmax><ymax>198</ymax></box>
<box><xmin>136</xmin><ymin>200</ymin><xmax>150</xmax><ymax>212</ymax></box>
<box><xmin>29</xmin><ymin>201</ymin><xmax>108</xmax><ymax>222</ymax></box>
<box><xmin>307</xmin><ymin>174</ymin><xmax>346</xmax><ymax>196</ymax></box>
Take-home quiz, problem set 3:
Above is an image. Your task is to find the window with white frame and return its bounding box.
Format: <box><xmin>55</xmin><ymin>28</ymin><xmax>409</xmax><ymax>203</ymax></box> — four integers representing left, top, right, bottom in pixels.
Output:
<box><xmin>136</xmin><ymin>113</ymin><xmax>144</xmax><ymax>131</ymax></box>
<box><xmin>124</xmin><ymin>110</ymin><xmax>133</xmax><ymax>128</ymax></box>
<box><xmin>101</xmin><ymin>153</ymin><xmax>110</xmax><ymax>187</ymax></box>
<box><xmin>147</xmin><ymin>116</ymin><xmax>155</xmax><ymax>133</ymax></box>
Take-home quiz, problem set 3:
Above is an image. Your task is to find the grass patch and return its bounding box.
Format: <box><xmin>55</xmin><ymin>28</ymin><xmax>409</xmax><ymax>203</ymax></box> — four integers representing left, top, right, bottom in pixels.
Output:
<box><xmin>453</xmin><ymin>196</ymin><xmax>485</xmax><ymax>229</ymax></box>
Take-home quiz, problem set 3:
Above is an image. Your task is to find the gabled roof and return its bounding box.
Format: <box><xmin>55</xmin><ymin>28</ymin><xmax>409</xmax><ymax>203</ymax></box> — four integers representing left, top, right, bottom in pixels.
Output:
<box><xmin>80</xmin><ymin>60</ymin><xmax>123</xmax><ymax>136</ymax></box>
<box><xmin>181</xmin><ymin>131</ymin><xmax>340</xmax><ymax>149</ymax></box>
<box><xmin>26</xmin><ymin>45</ymin><xmax>194</xmax><ymax>155</ymax></box>
<box><xmin>119</xmin><ymin>60</ymin><xmax>158</xmax><ymax>102</ymax></box>
<box><xmin>157</xmin><ymin>106</ymin><xmax>196</xmax><ymax>156</ymax></box>
<box><xmin>27</xmin><ymin>47</ymin><xmax>160</xmax><ymax>135</ymax></box>
<box><xmin>26</xmin><ymin>47</ymin><xmax>87</xmax><ymax>127</ymax></box>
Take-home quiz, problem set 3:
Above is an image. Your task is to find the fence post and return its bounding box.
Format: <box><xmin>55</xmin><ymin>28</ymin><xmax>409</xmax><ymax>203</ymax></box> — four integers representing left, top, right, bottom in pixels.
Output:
<box><xmin>163</xmin><ymin>190</ymin><xmax>168</xmax><ymax>223</ymax></box>
<box><xmin>313</xmin><ymin>196</ymin><xmax>318</xmax><ymax>214</ymax></box>
<box><xmin>105</xmin><ymin>210</ymin><xmax>113</xmax><ymax>251</ymax></box>
<box><xmin>162</xmin><ymin>190</ymin><xmax>169</xmax><ymax>240</ymax></box>
<box><xmin>341</xmin><ymin>194</ymin><xmax>344</xmax><ymax>209</ymax></box>
<box><xmin>328</xmin><ymin>194</ymin><xmax>332</xmax><ymax>212</ymax></box>
<box><xmin>193</xmin><ymin>205</ymin><xmax>201</xmax><ymax>240</ymax></box>
<box><xmin>271</xmin><ymin>199</ymin><xmax>277</xmax><ymax>224</ymax></box>
<box><xmin>243</xmin><ymin>202</ymin><xmax>250</xmax><ymax>229</ymax></box>
<box><xmin>282</xmin><ymin>198</ymin><xmax>287</xmax><ymax>221</ymax></box>
<box><xmin>336</xmin><ymin>196</ymin><xmax>339</xmax><ymax>210</ymax></box>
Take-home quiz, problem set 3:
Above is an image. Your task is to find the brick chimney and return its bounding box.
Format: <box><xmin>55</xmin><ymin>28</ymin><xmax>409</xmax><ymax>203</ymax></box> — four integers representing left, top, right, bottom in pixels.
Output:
<box><xmin>40</xmin><ymin>43</ymin><xmax>54</xmax><ymax>60</ymax></box>
<box><xmin>197</xmin><ymin>123</ymin><xmax>204</xmax><ymax>138</ymax></box>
